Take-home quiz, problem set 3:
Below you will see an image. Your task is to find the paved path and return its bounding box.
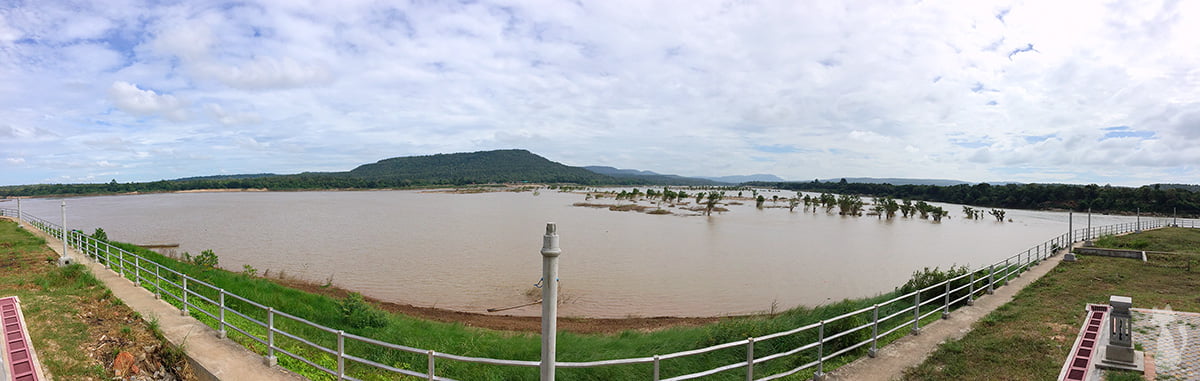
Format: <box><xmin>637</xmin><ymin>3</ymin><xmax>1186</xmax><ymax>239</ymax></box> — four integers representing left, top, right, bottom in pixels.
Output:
<box><xmin>11</xmin><ymin>218</ymin><xmax>304</xmax><ymax>381</ymax></box>
<box><xmin>1133</xmin><ymin>308</ymin><xmax>1200</xmax><ymax>380</ymax></box>
<box><xmin>827</xmin><ymin>248</ymin><xmax>1068</xmax><ymax>381</ymax></box>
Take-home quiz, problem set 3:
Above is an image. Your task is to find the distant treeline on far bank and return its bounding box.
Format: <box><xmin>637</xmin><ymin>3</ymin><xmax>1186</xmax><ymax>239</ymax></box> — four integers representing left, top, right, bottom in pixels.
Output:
<box><xmin>748</xmin><ymin>179</ymin><xmax>1199</xmax><ymax>217</ymax></box>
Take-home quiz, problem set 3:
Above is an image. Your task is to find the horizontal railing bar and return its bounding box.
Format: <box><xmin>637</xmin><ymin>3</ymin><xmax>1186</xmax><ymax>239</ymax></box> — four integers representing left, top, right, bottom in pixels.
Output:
<box><xmin>756</xmin><ymin>360</ymin><xmax>819</xmax><ymax>381</ymax></box>
<box><xmin>822</xmin><ymin>337</ymin><xmax>873</xmax><ymax>361</ymax></box>
<box><xmin>658</xmin><ymin>338</ymin><xmax>751</xmax><ymax>360</ymax></box>
<box><xmin>342</xmin><ymin>353</ymin><xmax>430</xmax><ymax>378</ymax></box>
<box><xmin>662</xmin><ymin>360</ymin><xmax>749</xmax><ymax>381</ymax></box>
<box><xmin>556</xmin><ymin>357</ymin><xmax>656</xmax><ymax>367</ymax></box>
<box><xmin>273</xmin><ymin>345</ymin><xmax>336</xmax><ymax>376</ymax></box>
<box><xmin>225</xmin><ymin>323</ymin><xmax>267</xmax><ymax>346</ymax></box>
<box><xmin>757</xmin><ymin>322</ymin><xmax>821</xmax><ymax>341</ymax></box>
<box><xmin>343</xmin><ymin>332</ymin><xmax>425</xmax><ymax>355</ymax></box>
<box><xmin>433</xmin><ymin>352</ymin><xmax>540</xmax><ymax>367</ymax></box>
<box><xmin>272</xmin><ymin>328</ymin><xmax>337</xmax><ymax>356</ymax></box>
<box><xmin>273</xmin><ymin>309</ymin><xmax>340</xmax><ymax>334</ymax></box>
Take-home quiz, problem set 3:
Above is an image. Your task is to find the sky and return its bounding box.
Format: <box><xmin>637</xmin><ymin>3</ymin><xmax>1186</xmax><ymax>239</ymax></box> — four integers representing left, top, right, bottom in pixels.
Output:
<box><xmin>2</xmin><ymin>0</ymin><xmax>1199</xmax><ymax>187</ymax></box>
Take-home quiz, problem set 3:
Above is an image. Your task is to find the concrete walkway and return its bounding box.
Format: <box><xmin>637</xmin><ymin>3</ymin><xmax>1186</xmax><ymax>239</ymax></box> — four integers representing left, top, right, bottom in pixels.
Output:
<box><xmin>11</xmin><ymin>218</ymin><xmax>304</xmax><ymax>381</ymax></box>
<box><xmin>827</xmin><ymin>249</ymin><xmax>1067</xmax><ymax>381</ymax></box>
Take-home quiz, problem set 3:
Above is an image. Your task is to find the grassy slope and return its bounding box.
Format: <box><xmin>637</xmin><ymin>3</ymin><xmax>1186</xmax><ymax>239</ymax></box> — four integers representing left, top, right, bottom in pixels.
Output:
<box><xmin>0</xmin><ymin>220</ymin><xmax>192</xmax><ymax>380</ymax></box>
<box><xmin>90</xmin><ymin>237</ymin><xmax>1002</xmax><ymax>380</ymax></box>
<box><xmin>903</xmin><ymin>228</ymin><xmax>1200</xmax><ymax>380</ymax></box>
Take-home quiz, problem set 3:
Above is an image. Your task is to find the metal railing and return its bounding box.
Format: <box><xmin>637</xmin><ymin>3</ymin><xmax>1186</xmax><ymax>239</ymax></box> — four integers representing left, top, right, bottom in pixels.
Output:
<box><xmin>0</xmin><ymin>206</ymin><xmax>1182</xmax><ymax>380</ymax></box>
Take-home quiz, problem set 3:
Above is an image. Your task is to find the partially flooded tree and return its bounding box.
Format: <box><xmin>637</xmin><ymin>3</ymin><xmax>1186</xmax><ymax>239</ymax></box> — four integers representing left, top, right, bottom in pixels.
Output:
<box><xmin>900</xmin><ymin>199</ymin><xmax>915</xmax><ymax>218</ymax></box>
<box><xmin>788</xmin><ymin>197</ymin><xmax>800</xmax><ymax>212</ymax></box>
<box><xmin>962</xmin><ymin>206</ymin><xmax>976</xmax><ymax>219</ymax></box>
<box><xmin>820</xmin><ymin>193</ymin><xmax>837</xmax><ymax>213</ymax></box>
<box><xmin>756</xmin><ymin>195</ymin><xmax>766</xmax><ymax>209</ymax></box>
<box><xmin>915</xmin><ymin>201</ymin><xmax>933</xmax><ymax>219</ymax></box>
<box><xmin>989</xmin><ymin>208</ymin><xmax>1007</xmax><ymax>222</ymax></box>
<box><xmin>837</xmin><ymin>194</ymin><xmax>864</xmax><ymax>216</ymax></box>
<box><xmin>705</xmin><ymin>191</ymin><xmax>724</xmax><ymax>216</ymax></box>
<box><xmin>882</xmin><ymin>197</ymin><xmax>900</xmax><ymax>219</ymax></box>
<box><xmin>931</xmin><ymin>206</ymin><xmax>947</xmax><ymax>222</ymax></box>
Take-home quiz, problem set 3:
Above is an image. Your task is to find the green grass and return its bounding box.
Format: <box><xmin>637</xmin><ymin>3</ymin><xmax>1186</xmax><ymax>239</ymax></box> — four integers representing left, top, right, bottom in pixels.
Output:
<box><xmin>0</xmin><ymin>220</ymin><xmax>189</xmax><ymax>379</ymax></box>
<box><xmin>57</xmin><ymin>228</ymin><xmax>1049</xmax><ymax>380</ymax></box>
<box><xmin>1093</xmin><ymin>227</ymin><xmax>1200</xmax><ymax>253</ymax></box>
<box><xmin>903</xmin><ymin>230</ymin><xmax>1200</xmax><ymax>380</ymax></box>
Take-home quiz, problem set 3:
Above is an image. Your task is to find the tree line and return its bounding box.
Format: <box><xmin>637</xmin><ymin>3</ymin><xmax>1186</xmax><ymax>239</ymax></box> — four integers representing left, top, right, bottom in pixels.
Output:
<box><xmin>747</xmin><ymin>179</ymin><xmax>1199</xmax><ymax>216</ymax></box>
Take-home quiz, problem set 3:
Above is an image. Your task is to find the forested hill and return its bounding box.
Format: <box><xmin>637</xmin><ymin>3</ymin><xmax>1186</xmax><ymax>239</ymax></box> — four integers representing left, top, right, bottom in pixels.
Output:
<box><xmin>749</xmin><ymin>180</ymin><xmax>1200</xmax><ymax>216</ymax></box>
<box><xmin>344</xmin><ymin>149</ymin><xmax>611</xmax><ymax>184</ymax></box>
<box><xmin>0</xmin><ymin>149</ymin><xmax>663</xmax><ymax>197</ymax></box>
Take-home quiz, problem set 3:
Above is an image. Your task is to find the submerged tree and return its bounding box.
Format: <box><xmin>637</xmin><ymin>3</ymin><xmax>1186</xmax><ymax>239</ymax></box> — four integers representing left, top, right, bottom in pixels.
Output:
<box><xmin>704</xmin><ymin>191</ymin><xmax>724</xmax><ymax>216</ymax></box>
<box><xmin>756</xmin><ymin>195</ymin><xmax>766</xmax><ymax>209</ymax></box>
<box><xmin>900</xmin><ymin>199</ymin><xmax>915</xmax><ymax>218</ymax></box>
<box><xmin>836</xmin><ymin>194</ymin><xmax>865</xmax><ymax>216</ymax></box>
<box><xmin>989</xmin><ymin>208</ymin><xmax>1007</xmax><ymax>222</ymax></box>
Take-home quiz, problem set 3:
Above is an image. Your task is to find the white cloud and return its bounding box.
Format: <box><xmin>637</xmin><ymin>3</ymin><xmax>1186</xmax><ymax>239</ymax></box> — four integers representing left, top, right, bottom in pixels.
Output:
<box><xmin>4</xmin><ymin>157</ymin><xmax>25</xmax><ymax>165</ymax></box>
<box><xmin>107</xmin><ymin>81</ymin><xmax>188</xmax><ymax>121</ymax></box>
<box><xmin>2</xmin><ymin>0</ymin><xmax>1200</xmax><ymax>186</ymax></box>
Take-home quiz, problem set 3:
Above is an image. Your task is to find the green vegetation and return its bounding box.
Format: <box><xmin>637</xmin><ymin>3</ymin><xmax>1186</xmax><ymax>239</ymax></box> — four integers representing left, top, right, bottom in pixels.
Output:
<box><xmin>1092</xmin><ymin>227</ymin><xmax>1200</xmax><ymax>272</ymax></box>
<box><xmin>70</xmin><ymin>231</ymin><xmax>1031</xmax><ymax>380</ymax></box>
<box><xmin>753</xmin><ymin>179</ymin><xmax>1200</xmax><ymax>216</ymax></box>
<box><xmin>1093</xmin><ymin>227</ymin><xmax>1200</xmax><ymax>253</ymax></box>
<box><xmin>0</xmin><ymin>220</ymin><xmax>190</xmax><ymax>379</ymax></box>
<box><xmin>903</xmin><ymin>233</ymin><xmax>1200</xmax><ymax>380</ymax></box>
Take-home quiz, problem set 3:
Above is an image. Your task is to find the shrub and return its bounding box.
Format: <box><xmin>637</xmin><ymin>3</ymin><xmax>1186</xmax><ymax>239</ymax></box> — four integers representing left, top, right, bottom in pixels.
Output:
<box><xmin>91</xmin><ymin>227</ymin><xmax>108</xmax><ymax>242</ymax></box>
<box><xmin>339</xmin><ymin>293</ymin><xmax>387</xmax><ymax>329</ymax></box>
<box><xmin>183</xmin><ymin>249</ymin><xmax>219</xmax><ymax>269</ymax></box>
<box><xmin>898</xmin><ymin>265</ymin><xmax>971</xmax><ymax>305</ymax></box>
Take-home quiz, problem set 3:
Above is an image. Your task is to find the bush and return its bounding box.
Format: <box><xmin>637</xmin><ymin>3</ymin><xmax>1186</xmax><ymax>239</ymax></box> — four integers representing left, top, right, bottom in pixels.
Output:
<box><xmin>91</xmin><ymin>227</ymin><xmax>108</xmax><ymax>242</ymax></box>
<box><xmin>339</xmin><ymin>292</ymin><xmax>387</xmax><ymax>329</ymax></box>
<box><xmin>183</xmin><ymin>249</ymin><xmax>219</xmax><ymax>269</ymax></box>
<box><xmin>898</xmin><ymin>265</ymin><xmax>971</xmax><ymax>304</ymax></box>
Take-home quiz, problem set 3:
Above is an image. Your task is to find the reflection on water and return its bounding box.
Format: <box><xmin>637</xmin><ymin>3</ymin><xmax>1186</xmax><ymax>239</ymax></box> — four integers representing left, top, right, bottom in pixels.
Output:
<box><xmin>2</xmin><ymin>191</ymin><xmax>1143</xmax><ymax>318</ymax></box>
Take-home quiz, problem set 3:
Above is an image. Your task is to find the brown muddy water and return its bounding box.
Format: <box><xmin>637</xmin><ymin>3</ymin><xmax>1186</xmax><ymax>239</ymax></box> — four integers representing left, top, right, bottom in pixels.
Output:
<box><xmin>2</xmin><ymin>190</ymin><xmax>1141</xmax><ymax>318</ymax></box>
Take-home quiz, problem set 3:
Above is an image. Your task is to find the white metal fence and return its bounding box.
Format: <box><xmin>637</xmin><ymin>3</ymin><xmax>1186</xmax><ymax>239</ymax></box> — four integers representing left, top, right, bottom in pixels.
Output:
<box><xmin>0</xmin><ymin>205</ymin><xmax>1181</xmax><ymax>380</ymax></box>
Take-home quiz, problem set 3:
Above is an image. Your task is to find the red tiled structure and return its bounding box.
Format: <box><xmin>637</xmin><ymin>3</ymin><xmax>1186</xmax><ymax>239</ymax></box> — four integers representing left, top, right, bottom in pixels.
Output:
<box><xmin>1</xmin><ymin>296</ymin><xmax>43</xmax><ymax>381</ymax></box>
<box><xmin>1059</xmin><ymin>304</ymin><xmax>1109</xmax><ymax>381</ymax></box>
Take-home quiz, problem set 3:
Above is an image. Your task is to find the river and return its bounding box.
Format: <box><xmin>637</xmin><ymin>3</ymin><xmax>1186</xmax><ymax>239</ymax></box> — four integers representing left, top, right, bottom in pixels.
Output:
<box><xmin>0</xmin><ymin>189</ymin><xmax>1144</xmax><ymax>318</ymax></box>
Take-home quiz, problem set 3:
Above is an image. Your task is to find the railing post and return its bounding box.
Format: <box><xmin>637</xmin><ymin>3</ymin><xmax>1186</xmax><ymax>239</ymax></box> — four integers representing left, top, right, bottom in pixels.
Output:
<box><xmin>120</xmin><ymin>249</ymin><xmax>126</xmax><ymax>279</ymax></box>
<box><xmin>912</xmin><ymin>292</ymin><xmax>921</xmax><ymax>335</ymax></box>
<box><xmin>337</xmin><ymin>330</ymin><xmax>345</xmax><ymax>380</ymax></box>
<box><xmin>105</xmin><ymin>244</ymin><xmax>110</xmax><ymax>269</ymax></box>
<box><xmin>426</xmin><ymin>350</ymin><xmax>435</xmax><ymax>381</ymax></box>
<box><xmin>15</xmin><ymin>198</ymin><xmax>20</xmax><ymax>223</ymax></box>
<box><xmin>967</xmin><ymin>272</ymin><xmax>975</xmax><ymax>306</ymax></box>
<box><xmin>746</xmin><ymin>337</ymin><xmax>755</xmax><ymax>381</ymax></box>
<box><xmin>267</xmin><ymin>307</ymin><xmax>277</xmax><ymax>366</ymax></box>
<box><xmin>540</xmin><ymin>223</ymin><xmax>561</xmax><ymax>381</ymax></box>
<box><xmin>58</xmin><ymin>201</ymin><xmax>70</xmax><ymax>266</ymax></box>
<box><xmin>942</xmin><ymin>281</ymin><xmax>950</xmax><ymax>319</ymax></box>
<box><xmin>154</xmin><ymin>265</ymin><xmax>161</xmax><ymax>299</ymax></box>
<box><xmin>868</xmin><ymin>304</ymin><xmax>879</xmax><ymax>357</ymax></box>
<box><xmin>987</xmin><ymin>264</ymin><xmax>995</xmax><ymax>294</ymax></box>
<box><xmin>653</xmin><ymin>355</ymin><xmax>661</xmax><ymax>380</ymax></box>
<box><xmin>814</xmin><ymin>320</ymin><xmax>825</xmax><ymax>380</ymax></box>
<box><xmin>134</xmin><ymin>256</ymin><xmax>140</xmax><ymax>286</ymax></box>
<box><xmin>182</xmin><ymin>277</ymin><xmax>189</xmax><ymax>316</ymax></box>
<box><xmin>219</xmin><ymin>290</ymin><xmax>227</xmax><ymax>338</ymax></box>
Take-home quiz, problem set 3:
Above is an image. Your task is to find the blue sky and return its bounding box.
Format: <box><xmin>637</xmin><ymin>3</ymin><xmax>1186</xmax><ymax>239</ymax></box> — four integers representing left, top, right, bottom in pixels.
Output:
<box><xmin>2</xmin><ymin>0</ymin><xmax>1199</xmax><ymax>187</ymax></box>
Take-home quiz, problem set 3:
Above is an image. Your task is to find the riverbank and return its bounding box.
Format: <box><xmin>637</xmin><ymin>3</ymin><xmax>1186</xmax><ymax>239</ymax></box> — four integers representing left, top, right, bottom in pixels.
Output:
<box><xmin>902</xmin><ymin>228</ymin><xmax>1200</xmax><ymax>380</ymax></box>
<box><xmin>266</xmin><ymin>275</ymin><xmax>724</xmax><ymax>334</ymax></box>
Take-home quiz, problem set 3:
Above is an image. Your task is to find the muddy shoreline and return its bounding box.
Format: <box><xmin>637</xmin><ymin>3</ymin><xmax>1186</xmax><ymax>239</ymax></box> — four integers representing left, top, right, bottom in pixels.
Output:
<box><xmin>266</xmin><ymin>276</ymin><xmax>734</xmax><ymax>334</ymax></box>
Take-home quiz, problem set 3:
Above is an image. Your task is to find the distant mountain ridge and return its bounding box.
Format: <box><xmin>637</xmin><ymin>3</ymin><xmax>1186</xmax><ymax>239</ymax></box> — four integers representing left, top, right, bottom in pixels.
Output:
<box><xmin>582</xmin><ymin>166</ymin><xmax>727</xmax><ymax>186</ymax></box>
<box><xmin>701</xmin><ymin>174</ymin><xmax>786</xmax><ymax>183</ymax></box>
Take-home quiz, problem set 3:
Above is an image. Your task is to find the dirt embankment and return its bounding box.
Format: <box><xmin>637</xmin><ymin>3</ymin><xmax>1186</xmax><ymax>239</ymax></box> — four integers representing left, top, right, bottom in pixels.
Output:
<box><xmin>267</xmin><ymin>277</ymin><xmax>726</xmax><ymax>334</ymax></box>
